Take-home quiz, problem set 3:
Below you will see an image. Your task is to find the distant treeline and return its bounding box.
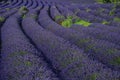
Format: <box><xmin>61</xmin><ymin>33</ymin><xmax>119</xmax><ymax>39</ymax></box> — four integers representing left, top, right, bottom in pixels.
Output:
<box><xmin>97</xmin><ymin>0</ymin><xmax>120</xmax><ymax>3</ymax></box>
<box><xmin>105</xmin><ymin>0</ymin><xmax>120</xmax><ymax>3</ymax></box>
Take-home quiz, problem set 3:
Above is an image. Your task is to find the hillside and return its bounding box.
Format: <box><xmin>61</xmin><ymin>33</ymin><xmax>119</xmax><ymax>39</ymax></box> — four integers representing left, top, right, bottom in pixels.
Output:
<box><xmin>0</xmin><ymin>0</ymin><xmax>120</xmax><ymax>80</ymax></box>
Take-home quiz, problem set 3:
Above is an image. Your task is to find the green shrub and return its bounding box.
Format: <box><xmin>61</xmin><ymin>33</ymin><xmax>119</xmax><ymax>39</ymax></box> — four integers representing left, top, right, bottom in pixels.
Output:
<box><xmin>114</xmin><ymin>17</ymin><xmax>120</xmax><ymax>22</ymax></box>
<box><xmin>0</xmin><ymin>16</ymin><xmax>5</xmax><ymax>22</ymax></box>
<box><xmin>22</xmin><ymin>15</ymin><xmax>26</xmax><ymax>19</ymax></box>
<box><xmin>59</xmin><ymin>15</ymin><xmax>91</xmax><ymax>27</ymax></box>
<box><xmin>6</xmin><ymin>8</ymin><xmax>10</xmax><ymax>11</ymax></box>
<box><xmin>61</xmin><ymin>18</ymin><xmax>72</xmax><ymax>28</ymax></box>
<box><xmin>110</xmin><ymin>57</ymin><xmax>120</xmax><ymax>65</ymax></box>
<box><xmin>109</xmin><ymin>5</ymin><xmax>116</xmax><ymax>16</ymax></box>
<box><xmin>89</xmin><ymin>73</ymin><xmax>98</xmax><ymax>80</ymax></box>
<box><xmin>74</xmin><ymin>19</ymin><xmax>91</xmax><ymax>27</ymax></box>
<box><xmin>96</xmin><ymin>0</ymin><xmax>104</xmax><ymax>4</ymax></box>
<box><xmin>9</xmin><ymin>51</ymin><xmax>28</xmax><ymax>57</ymax></box>
<box><xmin>31</xmin><ymin>14</ymin><xmax>37</xmax><ymax>19</ymax></box>
<box><xmin>96</xmin><ymin>0</ymin><xmax>120</xmax><ymax>4</ymax></box>
<box><xmin>55</xmin><ymin>15</ymin><xmax>65</xmax><ymax>21</ymax></box>
<box><xmin>25</xmin><ymin>61</ymin><xmax>32</xmax><ymax>66</ymax></box>
<box><xmin>86</xmin><ymin>8</ymin><xmax>91</xmax><ymax>12</ymax></box>
<box><xmin>19</xmin><ymin>6</ymin><xmax>29</xmax><ymax>13</ymax></box>
<box><xmin>102</xmin><ymin>21</ymin><xmax>110</xmax><ymax>25</ymax></box>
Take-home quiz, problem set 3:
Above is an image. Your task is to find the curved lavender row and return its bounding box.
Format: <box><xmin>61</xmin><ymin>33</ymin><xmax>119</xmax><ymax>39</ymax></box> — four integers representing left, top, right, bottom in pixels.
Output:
<box><xmin>0</xmin><ymin>12</ymin><xmax>59</xmax><ymax>80</ymax></box>
<box><xmin>56</xmin><ymin>4</ymin><xmax>74</xmax><ymax>17</ymax></box>
<box><xmin>0</xmin><ymin>9</ymin><xmax>17</xmax><ymax>28</ymax></box>
<box><xmin>87</xmin><ymin>9</ymin><xmax>114</xmax><ymax>21</ymax></box>
<box><xmin>8</xmin><ymin>0</ymin><xmax>22</xmax><ymax>8</ymax></box>
<box><xmin>0</xmin><ymin>0</ymin><xmax>26</xmax><ymax>10</ymax></box>
<box><xmin>0</xmin><ymin>0</ymin><xmax>17</xmax><ymax>9</ymax></box>
<box><xmin>37</xmin><ymin>0</ymin><xmax>42</xmax><ymax>7</ymax></box>
<box><xmin>50</xmin><ymin>5</ymin><xmax>65</xmax><ymax>24</ymax></box>
<box><xmin>74</xmin><ymin>9</ymin><xmax>106</xmax><ymax>23</ymax></box>
<box><xmin>26</xmin><ymin>0</ymin><xmax>33</xmax><ymax>8</ymax></box>
<box><xmin>6</xmin><ymin>0</ymin><xmax>17</xmax><ymax>8</ymax></box>
<box><xmin>0</xmin><ymin>1</ymin><xmax>10</xmax><ymax>8</ymax></box>
<box><xmin>80</xmin><ymin>3</ymin><xmax>113</xmax><ymax>10</ymax></box>
<box><xmin>80</xmin><ymin>9</ymin><xmax>120</xmax><ymax>26</ymax></box>
<box><xmin>22</xmin><ymin>9</ymin><xmax>120</xmax><ymax>80</ymax></box>
<box><xmin>67</xmin><ymin>4</ymin><xmax>111</xmax><ymax>18</ymax></box>
<box><xmin>89</xmin><ymin>23</ymin><xmax>120</xmax><ymax>33</ymax></box>
<box><xmin>29</xmin><ymin>0</ymin><xmax>38</xmax><ymax>9</ymax></box>
<box><xmin>13</xmin><ymin>0</ymin><xmax>25</xmax><ymax>8</ymax></box>
<box><xmin>68</xmin><ymin>3</ymin><xmax>113</xmax><ymax>13</ymax></box>
<box><xmin>0</xmin><ymin>9</ymin><xmax>17</xmax><ymax>17</ymax></box>
<box><xmin>38</xmin><ymin>6</ymin><xmax>120</xmax><ymax>71</ymax></box>
<box><xmin>71</xmin><ymin>24</ymin><xmax>120</xmax><ymax>46</ymax></box>
<box><xmin>0</xmin><ymin>9</ymin><xmax>17</xmax><ymax>54</ymax></box>
<box><xmin>5</xmin><ymin>0</ymin><xmax>20</xmax><ymax>6</ymax></box>
<box><xmin>22</xmin><ymin>9</ymin><xmax>87</xmax><ymax>77</ymax></box>
<box><xmin>0</xmin><ymin>9</ymin><xmax>7</xmax><ymax>15</ymax></box>
<box><xmin>9</xmin><ymin>0</ymin><xmax>18</xmax><ymax>7</ymax></box>
<box><xmin>9</xmin><ymin>0</ymin><xmax>28</xmax><ymax>9</ymax></box>
<box><xmin>0</xmin><ymin>1</ymin><xmax>7</xmax><ymax>7</ymax></box>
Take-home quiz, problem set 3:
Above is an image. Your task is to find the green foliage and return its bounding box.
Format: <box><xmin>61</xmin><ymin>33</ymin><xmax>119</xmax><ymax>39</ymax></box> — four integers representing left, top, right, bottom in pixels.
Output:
<box><xmin>96</xmin><ymin>0</ymin><xmax>104</xmax><ymax>4</ymax></box>
<box><xmin>102</xmin><ymin>21</ymin><xmax>110</xmax><ymax>25</ymax></box>
<box><xmin>89</xmin><ymin>73</ymin><xmax>98</xmax><ymax>80</ymax></box>
<box><xmin>0</xmin><ymin>16</ymin><xmax>5</xmax><ymax>22</ymax></box>
<box><xmin>9</xmin><ymin>51</ymin><xmax>27</xmax><ymax>57</ymax></box>
<box><xmin>86</xmin><ymin>8</ymin><xmax>91</xmax><ymax>12</ymax></box>
<box><xmin>61</xmin><ymin>18</ymin><xmax>72</xmax><ymax>28</ymax></box>
<box><xmin>22</xmin><ymin>15</ymin><xmax>26</xmax><ymax>19</ymax></box>
<box><xmin>31</xmin><ymin>14</ymin><xmax>37</xmax><ymax>19</ymax></box>
<box><xmin>59</xmin><ymin>15</ymin><xmax>91</xmax><ymax>28</ymax></box>
<box><xmin>19</xmin><ymin>51</ymin><xmax>27</xmax><ymax>56</ymax></box>
<box><xmin>114</xmin><ymin>17</ymin><xmax>120</xmax><ymax>22</ymax></box>
<box><xmin>109</xmin><ymin>6</ymin><xmax>116</xmax><ymax>16</ymax></box>
<box><xmin>25</xmin><ymin>61</ymin><xmax>32</xmax><ymax>66</ymax></box>
<box><xmin>74</xmin><ymin>19</ymin><xmax>91</xmax><ymax>27</ymax></box>
<box><xmin>55</xmin><ymin>15</ymin><xmax>65</xmax><ymax>25</ymax></box>
<box><xmin>107</xmin><ymin>49</ymin><xmax>118</xmax><ymax>54</ymax></box>
<box><xmin>19</xmin><ymin>6</ymin><xmax>29</xmax><ymax>13</ymax></box>
<box><xmin>55</xmin><ymin>15</ymin><xmax>65</xmax><ymax>21</ymax></box>
<box><xmin>111</xmin><ymin>57</ymin><xmax>120</xmax><ymax>65</ymax></box>
<box><xmin>96</xmin><ymin>0</ymin><xmax>120</xmax><ymax>4</ymax></box>
<box><xmin>20</xmin><ymin>6</ymin><xmax>28</xmax><ymax>10</ymax></box>
<box><xmin>109</xmin><ymin>10</ymin><xmax>114</xmax><ymax>16</ymax></box>
<box><xmin>99</xmin><ymin>8</ymin><xmax>105</xmax><ymax>13</ymax></box>
<box><xmin>85</xmin><ymin>44</ymin><xmax>95</xmax><ymax>51</ymax></box>
<box><xmin>6</xmin><ymin>8</ymin><xmax>10</xmax><ymax>11</ymax></box>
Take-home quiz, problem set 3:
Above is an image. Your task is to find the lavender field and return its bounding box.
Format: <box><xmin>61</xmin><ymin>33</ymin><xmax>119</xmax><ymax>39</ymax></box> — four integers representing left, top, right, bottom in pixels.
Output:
<box><xmin>0</xmin><ymin>0</ymin><xmax>120</xmax><ymax>80</ymax></box>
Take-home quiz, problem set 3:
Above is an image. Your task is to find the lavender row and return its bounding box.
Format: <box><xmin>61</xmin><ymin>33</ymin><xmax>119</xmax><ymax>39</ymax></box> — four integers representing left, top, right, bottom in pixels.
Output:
<box><xmin>56</xmin><ymin>5</ymin><xmax>74</xmax><ymax>17</ymax></box>
<box><xmin>0</xmin><ymin>9</ymin><xmax>17</xmax><ymax>28</ymax></box>
<box><xmin>89</xmin><ymin>23</ymin><xmax>120</xmax><ymax>34</ymax></box>
<box><xmin>29</xmin><ymin>0</ymin><xmax>38</xmax><ymax>9</ymax></box>
<box><xmin>71</xmin><ymin>24</ymin><xmax>120</xmax><ymax>46</ymax></box>
<box><xmin>0</xmin><ymin>12</ymin><xmax>59</xmax><ymax>80</ymax></box>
